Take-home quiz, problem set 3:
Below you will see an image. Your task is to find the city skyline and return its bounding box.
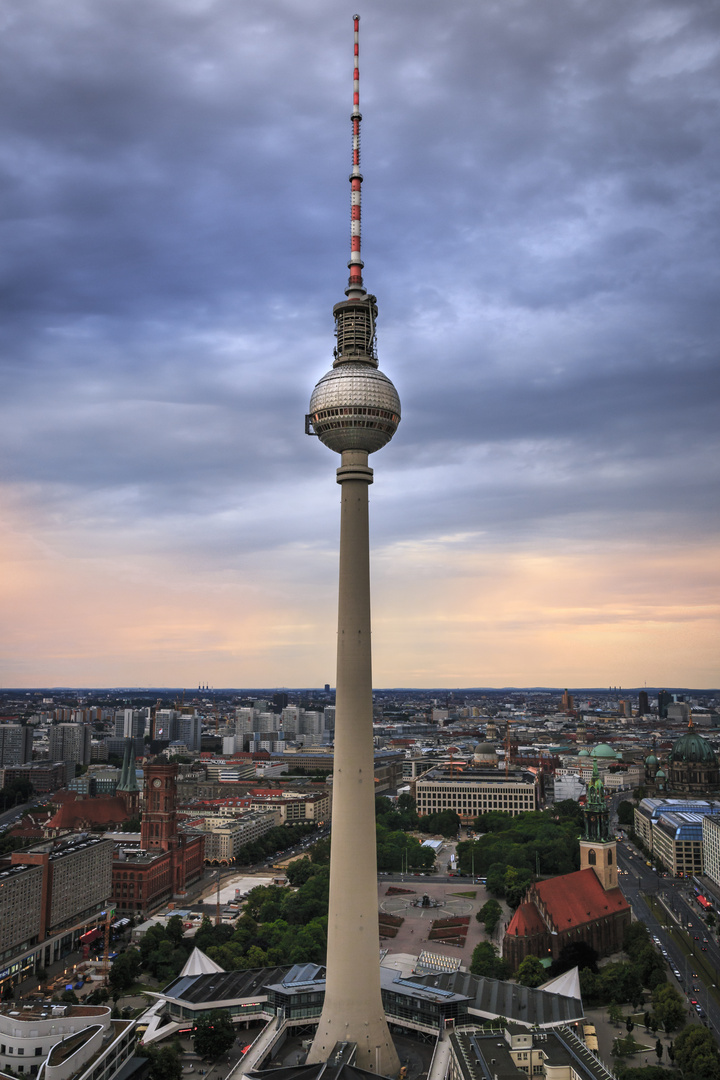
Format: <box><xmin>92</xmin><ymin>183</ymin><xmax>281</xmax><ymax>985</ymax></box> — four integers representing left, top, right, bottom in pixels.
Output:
<box><xmin>2</xmin><ymin>0</ymin><xmax>718</xmax><ymax>689</ymax></box>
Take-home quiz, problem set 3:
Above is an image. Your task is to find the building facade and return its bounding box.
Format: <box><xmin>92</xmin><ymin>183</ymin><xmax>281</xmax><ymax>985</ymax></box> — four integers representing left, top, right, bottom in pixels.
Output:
<box><xmin>414</xmin><ymin>765</ymin><xmax>538</xmax><ymax>822</ymax></box>
<box><xmin>111</xmin><ymin>759</ymin><xmax>204</xmax><ymax>913</ymax></box>
<box><xmin>0</xmin><ymin>837</ymin><xmax>113</xmax><ymax>996</ymax></box>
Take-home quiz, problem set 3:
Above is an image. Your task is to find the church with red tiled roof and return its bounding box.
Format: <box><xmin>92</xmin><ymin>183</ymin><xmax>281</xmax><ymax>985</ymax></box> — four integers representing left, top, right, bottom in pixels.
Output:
<box><xmin>504</xmin><ymin>760</ymin><xmax>631</xmax><ymax>970</ymax></box>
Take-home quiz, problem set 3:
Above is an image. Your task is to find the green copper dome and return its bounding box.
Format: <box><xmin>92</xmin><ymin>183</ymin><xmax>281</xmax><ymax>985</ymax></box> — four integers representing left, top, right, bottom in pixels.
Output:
<box><xmin>578</xmin><ymin>748</ymin><xmax>590</xmax><ymax>757</ymax></box>
<box><xmin>670</xmin><ymin>728</ymin><xmax>717</xmax><ymax>765</ymax></box>
<box><xmin>645</xmin><ymin>753</ymin><xmax>658</xmax><ymax>766</ymax></box>
<box><xmin>590</xmin><ymin>743</ymin><xmax>617</xmax><ymax>759</ymax></box>
<box><xmin>655</xmin><ymin>768</ymin><xmax>666</xmax><ymax>778</ymax></box>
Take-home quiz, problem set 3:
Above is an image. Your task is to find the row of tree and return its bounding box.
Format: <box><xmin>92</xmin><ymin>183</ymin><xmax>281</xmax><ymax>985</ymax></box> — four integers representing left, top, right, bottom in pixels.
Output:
<box><xmin>233</xmin><ymin>822</ymin><xmax>319</xmax><ymax>866</ymax></box>
<box><xmin>455</xmin><ymin>801</ymin><xmax>583</xmax><ymax>906</ymax></box>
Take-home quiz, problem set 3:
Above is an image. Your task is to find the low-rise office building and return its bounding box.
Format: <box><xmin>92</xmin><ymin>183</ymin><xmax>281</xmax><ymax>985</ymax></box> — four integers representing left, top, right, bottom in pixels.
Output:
<box><xmin>0</xmin><ymin>1002</ymin><xmax>121</xmax><ymax>1077</ymax></box>
<box><xmin>413</xmin><ymin>765</ymin><xmax>539</xmax><ymax>822</ymax></box>
<box><xmin>193</xmin><ymin>810</ymin><xmax>279</xmax><ymax>864</ymax></box>
<box><xmin>634</xmin><ymin>798</ymin><xmax>720</xmax><ymax>874</ymax></box>
<box><xmin>702</xmin><ymin>815</ymin><xmax>720</xmax><ymax>890</ymax></box>
<box><xmin>448</xmin><ymin>1023</ymin><xmax>614</xmax><ymax>1080</ymax></box>
<box><xmin>0</xmin><ymin>837</ymin><xmax>113</xmax><ymax>997</ymax></box>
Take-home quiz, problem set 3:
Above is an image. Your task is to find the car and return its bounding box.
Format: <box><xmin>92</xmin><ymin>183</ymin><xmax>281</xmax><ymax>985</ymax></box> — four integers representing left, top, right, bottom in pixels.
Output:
<box><xmin>702</xmin><ymin>946</ymin><xmax>708</xmax><ymax>951</ymax></box>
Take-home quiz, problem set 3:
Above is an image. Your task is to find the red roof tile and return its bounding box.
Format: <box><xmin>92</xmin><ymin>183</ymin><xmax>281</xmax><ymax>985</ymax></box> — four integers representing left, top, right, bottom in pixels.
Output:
<box><xmin>507</xmin><ymin>902</ymin><xmax>546</xmax><ymax>937</ymax></box>
<box><xmin>46</xmin><ymin>794</ymin><xmax>129</xmax><ymax>829</ymax></box>
<box><xmin>534</xmin><ymin>868</ymin><xmax>629</xmax><ymax>930</ymax></box>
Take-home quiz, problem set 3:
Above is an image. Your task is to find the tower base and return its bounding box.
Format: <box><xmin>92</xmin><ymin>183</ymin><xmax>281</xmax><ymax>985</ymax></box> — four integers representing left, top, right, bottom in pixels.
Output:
<box><xmin>307</xmin><ymin>1016</ymin><xmax>400</xmax><ymax>1076</ymax></box>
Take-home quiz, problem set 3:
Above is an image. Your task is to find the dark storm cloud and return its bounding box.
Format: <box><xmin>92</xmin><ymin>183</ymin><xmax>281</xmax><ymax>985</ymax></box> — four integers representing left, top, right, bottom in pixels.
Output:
<box><xmin>1</xmin><ymin>0</ymin><xmax>718</xmax><ymax>563</ymax></box>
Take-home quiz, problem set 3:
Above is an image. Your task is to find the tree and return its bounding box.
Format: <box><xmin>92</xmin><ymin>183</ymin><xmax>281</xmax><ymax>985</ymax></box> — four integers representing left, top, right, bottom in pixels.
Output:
<box><xmin>549</xmin><ymin>941</ymin><xmax>598</xmax><ymax>977</ymax></box>
<box><xmin>166</xmin><ymin>914</ymin><xmax>185</xmax><ymax>947</ymax></box>
<box><xmin>192</xmin><ymin>1011</ymin><xmax>236</xmax><ymax>1060</ymax></box>
<box><xmin>624</xmin><ymin>920</ymin><xmax>651</xmax><ymax>959</ymax></box>
<box><xmin>477</xmin><ymin>899</ymin><xmax>502</xmax><ymax>934</ymax></box>
<box><xmin>656</xmin><ymin>1039</ymin><xmax>664</xmax><ymax>1062</ymax></box>
<box><xmin>139</xmin><ymin>1045</ymin><xmax>182</xmax><ymax>1080</ymax></box>
<box><xmin>667</xmin><ymin>1041</ymin><xmax>675</xmax><ymax>1066</ymax></box>
<box><xmin>618</xmin><ymin>801</ymin><xmax>635</xmax><ymax>826</ymax></box>
<box><xmin>504</xmin><ymin>867</ymin><xmax>533</xmax><ymax>909</ymax></box>
<box><xmin>516</xmin><ymin>955</ymin><xmax>545</xmax><ymax>988</ymax></box>
<box><xmin>652</xmin><ymin>984</ymin><xmax>685</xmax><ymax>1034</ymax></box>
<box><xmin>626</xmin><ymin>1016</ymin><xmax>635</xmax><ymax>1034</ymax></box>
<box><xmin>673</xmin><ymin>1026</ymin><xmax>720</xmax><ymax>1080</ymax></box>
<box><xmin>418</xmin><ymin>809</ymin><xmax>461</xmax><ymax>838</ymax></box>
<box><xmin>469</xmin><ymin>941</ymin><xmax>510</xmax><ymax>980</ymax></box>
<box><xmin>608</xmin><ymin>1003</ymin><xmax>623</xmax><ymax>1027</ymax></box>
<box><xmin>108</xmin><ymin>949</ymin><xmax>142</xmax><ymax>995</ymax></box>
<box><xmin>286</xmin><ymin>857</ymin><xmax>321</xmax><ymax>887</ymax></box>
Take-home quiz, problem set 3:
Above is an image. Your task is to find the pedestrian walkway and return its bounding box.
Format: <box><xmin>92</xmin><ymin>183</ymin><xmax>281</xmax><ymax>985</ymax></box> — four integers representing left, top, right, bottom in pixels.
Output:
<box><xmin>427</xmin><ymin>1032</ymin><xmax>452</xmax><ymax>1080</ymax></box>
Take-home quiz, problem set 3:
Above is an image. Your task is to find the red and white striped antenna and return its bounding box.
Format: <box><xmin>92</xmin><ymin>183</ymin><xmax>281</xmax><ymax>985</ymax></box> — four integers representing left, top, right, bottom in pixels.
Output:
<box><xmin>347</xmin><ymin>14</ymin><xmax>366</xmax><ymax>298</ymax></box>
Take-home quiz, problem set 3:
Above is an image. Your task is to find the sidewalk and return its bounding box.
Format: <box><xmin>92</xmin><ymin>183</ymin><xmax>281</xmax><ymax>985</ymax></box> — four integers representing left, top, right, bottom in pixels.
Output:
<box><xmin>586</xmin><ymin>1005</ymin><xmax>679</xmax><ymax>1073</ymax></box>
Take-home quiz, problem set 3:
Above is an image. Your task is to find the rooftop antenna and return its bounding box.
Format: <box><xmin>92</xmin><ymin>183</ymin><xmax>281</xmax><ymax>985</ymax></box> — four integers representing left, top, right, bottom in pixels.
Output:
<box><xmin>347</xmin><ymin>14</ymin><xmax>365</xmax><ymax>299</ymax></box>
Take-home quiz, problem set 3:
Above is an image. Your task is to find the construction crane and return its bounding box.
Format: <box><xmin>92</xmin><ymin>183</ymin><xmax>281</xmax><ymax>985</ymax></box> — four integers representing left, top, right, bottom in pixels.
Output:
<box><xmin>102</xmin><ymin>907</ymin><xmax>112</xmax><ymax>985</ymax></box>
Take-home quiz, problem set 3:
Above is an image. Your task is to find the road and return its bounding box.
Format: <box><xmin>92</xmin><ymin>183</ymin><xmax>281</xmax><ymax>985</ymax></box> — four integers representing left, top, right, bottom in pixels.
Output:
<box><xmin>615</xmin><ymin>839</ymin><xmax>720</xmax><ymax>1033</ymax></box>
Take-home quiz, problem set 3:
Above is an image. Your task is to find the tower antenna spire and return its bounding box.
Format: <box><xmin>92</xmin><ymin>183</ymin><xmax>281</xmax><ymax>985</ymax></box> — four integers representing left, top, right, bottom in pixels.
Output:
<box><xmin>347</xmin><ymin>14</ymin><xmax>366</xmax><ymax>298</ymax></box>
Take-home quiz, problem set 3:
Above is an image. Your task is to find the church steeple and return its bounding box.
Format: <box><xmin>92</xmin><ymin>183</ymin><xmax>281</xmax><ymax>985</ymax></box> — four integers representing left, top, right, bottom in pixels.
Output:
<box><xmin>117</xmin><ymin>737</ymin><xmax>140</xmax><ymax>816</ymax></box>
<box><xmin>579</xmin><ymin>758</ymin><xmax>618</xmax><ymax>890</ymax></box>
<box><xmin>583</xmin><ymin>758</ymin><xmax>610</xmax><ymax>842</ymax></box>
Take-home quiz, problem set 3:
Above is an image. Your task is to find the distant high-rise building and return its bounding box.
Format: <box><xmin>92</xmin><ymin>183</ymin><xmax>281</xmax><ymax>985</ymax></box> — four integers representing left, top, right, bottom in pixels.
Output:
<box><xmin>178</xmin><ymin>713</ymin><xmax>202</xmax><ymax>752</ymax></box>
<box><xmin>114</xmin><ymin>709</ymin><xmax>144</xmax><ymax>739</ymax></box>
<box><xmin>638</xmin><ymin>690</ymin><xmax>650</xmax><ymax>716</ymax></box>
<box><xmin>658</xmin><ymin>690</ymin><xmax>672</xmax><ymax>718</ymax></box>
<box><xmin>49</xmin><ymin>723</ymin><xmax>91</xmax><ymax>766</ymax></box>
<box><xmin>0</xmin><ymin>725</ymin><xmax>33</xmax><ymax>767</ymax></box>
<box><xmin>153</xmin><ymin>709</ymin><xmax>178</xmax><ymax>742</ymax></box>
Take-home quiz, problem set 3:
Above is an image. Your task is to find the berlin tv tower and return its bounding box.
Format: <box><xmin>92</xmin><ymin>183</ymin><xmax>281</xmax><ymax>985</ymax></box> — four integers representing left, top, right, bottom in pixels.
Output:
<box><xmin>306</xmin><ymin>15</ymin><xmax>401</xmax><ymax>1076</ymax></box>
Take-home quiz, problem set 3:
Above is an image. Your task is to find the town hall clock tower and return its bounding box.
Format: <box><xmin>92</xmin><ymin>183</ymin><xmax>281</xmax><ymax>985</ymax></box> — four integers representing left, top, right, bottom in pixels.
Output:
<box><xmin>141</xmin><ymin>759</ymin><xmax>179</xmax><ymax>851</ymax></box>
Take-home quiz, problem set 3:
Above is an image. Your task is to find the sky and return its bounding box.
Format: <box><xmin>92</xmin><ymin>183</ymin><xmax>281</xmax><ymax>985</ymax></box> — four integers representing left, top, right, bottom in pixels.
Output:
<box><xmin>1</xmin><ymin>0</ymin><xmax>718</xmax><ymax>690</ymax></box>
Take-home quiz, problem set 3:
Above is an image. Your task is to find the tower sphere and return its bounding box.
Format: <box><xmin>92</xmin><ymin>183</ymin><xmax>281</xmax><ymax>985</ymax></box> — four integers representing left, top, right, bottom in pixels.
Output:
<box><xmin>309</xmin><ymin>361</ymin><xmax>400</xmax><ymax>454</ymax></box>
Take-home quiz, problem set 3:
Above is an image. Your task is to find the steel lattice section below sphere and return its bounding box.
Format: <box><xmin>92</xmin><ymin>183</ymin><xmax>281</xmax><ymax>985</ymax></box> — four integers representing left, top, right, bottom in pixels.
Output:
<box><xmin>309</xmin><ymin>361</ymin><xmax>401</xmax><ymax>454</ymax></box>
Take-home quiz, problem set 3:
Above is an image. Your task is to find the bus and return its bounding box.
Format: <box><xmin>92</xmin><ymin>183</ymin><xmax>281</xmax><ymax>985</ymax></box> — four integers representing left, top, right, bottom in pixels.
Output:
<box><xmin>697</xmin><ymin>895</ymin><xmax>713</xmax><ymax>912</ymax></box>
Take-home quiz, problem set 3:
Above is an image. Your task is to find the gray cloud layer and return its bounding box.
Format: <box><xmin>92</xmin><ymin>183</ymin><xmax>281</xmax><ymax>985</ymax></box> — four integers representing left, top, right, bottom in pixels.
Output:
<box><xmin>1</xmin><ymin>0</ymin><xmax>718</xmax><ymax>569</ymax></box>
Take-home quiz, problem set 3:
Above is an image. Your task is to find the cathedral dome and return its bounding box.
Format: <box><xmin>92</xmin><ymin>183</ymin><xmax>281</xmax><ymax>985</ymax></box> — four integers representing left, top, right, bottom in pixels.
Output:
<box><xmin>669</xmin><ymin>729</ymin><xmax>717</xmax><ymax>765</ymax></box>
<box><xmin>590</xmin><ymin>743</ymin><xmax>617</xmax><ymax>759</ymax></box>
<box><xmin>655</xmin><ymin>768</ymin><xmax>666</xmax><ymax>778</ymax></box>
<box><xmin>645</xmin><ymin>753</ymin><xmax>658</xmax><ymax>766</ymax></box>
<box><xmin>474</xmin><ymin>741</ymin><xmax>496</xmax><ymax>755</ymax></box>
<box><xmin>578</xmin><ymin>749</ymin><xmax>590</xmax><ymax>757</ymax></box>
